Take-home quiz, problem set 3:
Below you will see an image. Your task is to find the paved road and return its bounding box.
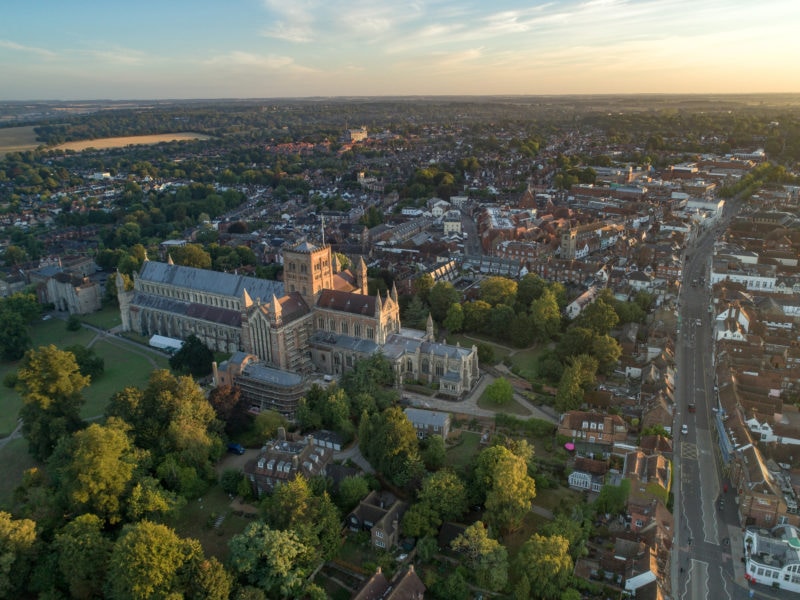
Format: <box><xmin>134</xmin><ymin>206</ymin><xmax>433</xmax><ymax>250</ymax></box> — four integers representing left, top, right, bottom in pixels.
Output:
<box><xmin>672</xmin><ymin>199</ymin><xmax>774</xmax><ymax>600</ymax></box>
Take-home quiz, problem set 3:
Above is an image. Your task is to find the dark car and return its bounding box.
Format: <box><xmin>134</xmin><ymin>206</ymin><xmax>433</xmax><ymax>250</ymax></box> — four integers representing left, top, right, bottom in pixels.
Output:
<box><xmin>688</xmin><ymin>403</ymin><xmax>696</xmax><ymax>413</ymax></box>
<box><xmin>227</xmin><ymin>443</ymin><xmax>245</xmax><ymax>455</ymax></box>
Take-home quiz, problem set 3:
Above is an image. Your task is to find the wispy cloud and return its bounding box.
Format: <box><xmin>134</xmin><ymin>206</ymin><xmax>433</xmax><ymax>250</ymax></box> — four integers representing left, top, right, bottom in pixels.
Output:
<box><xmin>206</xmin><ymin>51</ymin><xmax>317</xmax><ymax>74</ymax></box>
<box><xmin>84</xmin><ymin>47</ymin><xmax>146</xmax><ymax>65</ymax></box>
<box><xmin>260</xmin><ymin>0</ymin><xmax>316</xmax><ymax>42</ymax></box>
<box><xmin>0</xmin><ymin>39</ymin><xmax>56</xmax><ymax>59</ymax></box>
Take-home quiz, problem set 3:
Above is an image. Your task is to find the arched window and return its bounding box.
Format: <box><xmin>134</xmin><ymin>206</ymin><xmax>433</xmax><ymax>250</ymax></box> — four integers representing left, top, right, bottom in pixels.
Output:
<box><xmin>354</xmin><ymin>323</ymin><xmax>361</xmax><ymax>337</ymax></box>
<box><xmin>341</xmin><ymin>322</ymin><xmax>348</xmax><ymax>335</ymax></box>
<box><xmin>406</xmin><ymin>359</ymin><xmax>413</xmax><ymax>372</ymax></box>
<box><xmin>421</xmin><ymin>359</ymin><xmax>429</xmax><ymax>374</ymax></box>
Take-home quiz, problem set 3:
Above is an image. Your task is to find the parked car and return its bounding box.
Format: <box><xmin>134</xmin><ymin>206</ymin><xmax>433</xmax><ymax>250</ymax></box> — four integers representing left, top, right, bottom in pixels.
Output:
<box><xmin>227</xmin><ymin>443</ymin><xmax>245</xmax><ymax>455</ymax></box>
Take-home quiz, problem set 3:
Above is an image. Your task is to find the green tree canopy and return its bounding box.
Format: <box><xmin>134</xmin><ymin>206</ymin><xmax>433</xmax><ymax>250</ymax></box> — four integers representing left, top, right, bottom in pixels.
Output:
<box><xmin>451</xmin><ymin>521</ymin><xmax>508</xmax><ymax>591</ymax></box>
<box><xmin>428</xmin><ymin>281</ymin><xmax>461</xmax><ymax>323</ymax></box>
<box><xmin>419</xmin><ymin>469</ymin><xmax>468</xmax><ymax>522</ymax></box>
<box><xmin>107</xmin><ymin>520</ymin><xmax>203</xmax><ymax>600</ymax></box>
<box><xmin>228</xmin><ymin>522</ymin><xmax>313</xmax><ymax>599</ymax></box>
<box><xmin>16</xmin><ymin>345</ymin><xmax>89</xmax><ymax>460</ymax></box>
<box><xmin>514</xmin><ymin>533</ymin><xmax>574</xmax><ymax>600</ymax></box>
<box><xmin>485</xmin><ymin>377</ymin><xmax>514</xmax><ymax>406</ymax></box>
<box><xmin>57</xmin><ymin>417</ymin><xmax>142</xmax><ymax>525</ymax></box>
<box><xmin>0</xmin><ymin>511</ymin><xmax>39</xmax><ymax>599</ymax></box>
<box><xmin>53</xmin><ymin>513</ymin><xmax>112</xmax><ymax>600</ymax></box>
<box><xmin>169</xmin><ymin>334</ymin><xmax>214</xmax><ymax>378</ymax></box>
<box><xmin>479</xmin><ymin>276</ymin><xmax>518</xmax><ymax>307</ymax></box>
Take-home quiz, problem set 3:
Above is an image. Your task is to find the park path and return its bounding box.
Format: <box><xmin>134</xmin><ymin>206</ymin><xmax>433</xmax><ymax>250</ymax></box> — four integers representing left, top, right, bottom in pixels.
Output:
<box><xmin>84</xmin><ymin>323</ymin><xmax>164</xmax><ymax>370</ymax></box>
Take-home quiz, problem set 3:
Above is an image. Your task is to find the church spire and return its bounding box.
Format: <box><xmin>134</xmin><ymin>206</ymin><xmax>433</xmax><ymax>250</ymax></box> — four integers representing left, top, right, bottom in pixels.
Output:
<box><xmin>356</xmin><ymin>256</ymin><xmax>368</xmax><ymax>294</ymax></box>
<box><xmin>167</xmin><ymin>253</ymin><xmax>174</xmax><ymax>266</ymax></box>
<box><xmin>272</xmin><ymin>294</ymin><xmax>282</xmax><ymax>324</ymax></box>
<box><xmin>426</xmin><ymin>313</ymin><xmax>434</xmax><ymax>340</ymax></box>
<box><xmin>390</xmin><ymin>281</ymin><xmax>398</xmax><ymax>303</ymax></box>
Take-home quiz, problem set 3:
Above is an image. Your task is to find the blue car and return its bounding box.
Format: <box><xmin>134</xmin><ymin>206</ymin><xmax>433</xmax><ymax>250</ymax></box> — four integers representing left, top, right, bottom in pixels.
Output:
<box><xmin>227</xmin><ymin>443</ymin><xmax>245</xmax><ymax>455</ymax></box>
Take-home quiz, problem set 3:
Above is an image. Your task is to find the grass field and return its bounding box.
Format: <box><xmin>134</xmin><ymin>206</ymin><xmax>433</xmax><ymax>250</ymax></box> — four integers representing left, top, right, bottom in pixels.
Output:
<box><xmin>78</xmin><ymin>306</ymin><xmax>122</xmax><ymax>330</ymax></box>
<box><xmin>445</xmin><ymin>334</ymin><xmax>512</xmax><ymax>364</ymax></box>
<box><xmin>445</xmin><ymin>430</ymin><xmax>482</xmax><ymax>470</ymax></box>
<box><xmin>172</xmin><ymin>486</ymin><xmax>253</xmax><ymax>561</ymax></box>
<box><xmin>508</xmin><ymin>347</ymin><xmax>544</xmax><ymax>381</ymax></box>
<box><xmin>80</xmin><ymin>338</ymin><xmax>169</xmax><ymax>418</ymax></box>
<box><xmin>0</xmin><ymin>126</ymin><xmax>40</xmax><ymax>155</ymax></box>
<box><xmin>0</xmin><ymin>438</ymin><xmax>38</xmax><ymax>509</ymax></box>
<box><xmin>477</xmin><ymin>391</ymin><xmax>531</xmax><ymax>416</ymax></box>
<box><xmin>53</xmin><ymin>132</ymin><xmax>212</xmax><ymax>152</ymax></box>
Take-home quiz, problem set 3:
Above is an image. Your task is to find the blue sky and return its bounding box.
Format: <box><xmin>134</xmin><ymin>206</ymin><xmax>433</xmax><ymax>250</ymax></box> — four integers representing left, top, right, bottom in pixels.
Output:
<box><xmin>1</xmin><ymin>0</ymin><xmax>798</xmax><ymax>100</ymax></box>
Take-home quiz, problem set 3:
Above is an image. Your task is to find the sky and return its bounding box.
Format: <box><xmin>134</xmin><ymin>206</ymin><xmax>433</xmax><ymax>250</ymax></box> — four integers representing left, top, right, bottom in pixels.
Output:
<box><xmin>1</xmin><ymin>0</ymin><xmax>799</xmax><ymax>100</ymax></box>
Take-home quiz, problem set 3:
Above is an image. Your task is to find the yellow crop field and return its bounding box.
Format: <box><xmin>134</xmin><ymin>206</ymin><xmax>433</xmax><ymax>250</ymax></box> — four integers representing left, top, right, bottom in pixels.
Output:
<box><xmin>54</xmin><ymin>132</ymin><xmax>212</xmax><ymax>151</ymax></box>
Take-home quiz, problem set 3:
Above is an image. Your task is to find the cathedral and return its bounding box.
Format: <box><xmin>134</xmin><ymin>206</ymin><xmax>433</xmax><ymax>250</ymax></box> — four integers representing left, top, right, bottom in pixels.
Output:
<box><xmin>118</xmin><ymin>242</ymin><xmax>479</xmax><ymax>418</ymax></box>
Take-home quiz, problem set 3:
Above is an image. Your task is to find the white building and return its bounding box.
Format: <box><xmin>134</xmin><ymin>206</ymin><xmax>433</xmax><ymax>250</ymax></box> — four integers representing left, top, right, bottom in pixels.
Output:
<box><xmin>744</xmin><ymin>524</ymin><xmax>800</xmax><ymax>591</ymax></box>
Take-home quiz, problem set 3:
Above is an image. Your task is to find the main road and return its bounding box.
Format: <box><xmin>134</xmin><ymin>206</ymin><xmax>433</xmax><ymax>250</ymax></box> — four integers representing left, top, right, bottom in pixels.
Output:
<box><xmin>672</xmin><ymin>201</ymin><xmax>789</xmax><ymax>599</ymax></box>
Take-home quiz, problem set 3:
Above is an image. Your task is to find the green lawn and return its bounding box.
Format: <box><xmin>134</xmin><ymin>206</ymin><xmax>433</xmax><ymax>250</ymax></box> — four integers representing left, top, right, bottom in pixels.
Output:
<box><xmin>30</xmin><ymin>317</ymin><xmax>95</xmax><ymax>348</ymax></box>
<box><xmin>0</xmin><ymin>438</ymin><xmax>38</xmax><ymax>509</ymax></box>
<box><xmin>501</xmin><ymin>510</ymin><xmax>552</xmax><ymax>559</ymax></box>
<box><xmin>445</xmin><ymin>430</ymin><xmax>482</xmax><ymax>470</ymax></box>
<box><xmin>78</xmin><ymin>306</ymin><xmax>122</xmax><ymax>330</ymax></box>
<box><xmin>534</xmin><ymin>486</ymin><xmax>584</xmax><ymax>515</ymax></box>
<box><xmin>445</xmin><ymin>334</ymin><xmax>511</xmax><ymax>364</ymax></box>
<box><xmin>477</xmin><ymin>391</ymin><xmax>531</xmax><ymax>416</ymax></box>
<box><xmin>81</xmin><ymin>339</ymin><xmax>169</xmax><ymax>418</ymax></box>
<box><xmin>172</xmin><ymin>486</ymin><xmax>253</xmax><ymax>561</ymax></box>
<box><xmin>0</xmin><ymin>362</ymin><xmax>23</xmax><ymax>437</ymax></box>
<box><xmin>508</xmin><ymin>347</ymin><xmax>544</xmax><ymax>381</ymax></box>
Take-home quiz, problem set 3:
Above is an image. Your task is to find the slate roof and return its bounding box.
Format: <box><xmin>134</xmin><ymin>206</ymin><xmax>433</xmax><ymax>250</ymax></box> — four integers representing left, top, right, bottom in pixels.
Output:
<box><xmin>381</xmin><ymin>333</ymin><xmax>473</xmax><ymax>361</ymax></box>
<box><xmin>131</xmin><ymin>291</ymin><xmax>242</xmax><ymax>327</ymax></box>
<box><xmin>138</xmin><ymin>261</ymin><xmax>284</xmax><ymax>301</ymax></box>
<box><xmin>241</xmin><ymin>361</ymin><xmax>304</xmax><ymax>387</ymax></box>
<box><xmin>317</xmin><ymin>289</ymin><xmax>375</xmax><ymax>315</ymax></box>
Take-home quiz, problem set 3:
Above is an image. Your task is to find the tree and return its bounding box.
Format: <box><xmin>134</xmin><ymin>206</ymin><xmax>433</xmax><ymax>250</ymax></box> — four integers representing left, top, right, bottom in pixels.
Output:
<box><xmin>514</xmin><ymin>533</ymin><xmax>573</xmax><ymax>600</ymax></box>
<box><xmin>403</xmin><ymin>295</ymin><xmax>430</xmax><ymax>329</ymax></box>
<box><xmin>540</xmin><ymin>512</ymin><xmax>592</xmax><ymax>561</ymax></box>
<box><xmin>360</xmin><ymin>407</ymin><xmax>420</xmax><ymax>486</ymax></box>
<box><xmin>58</xmin><ymin>418</ymin><xmax>141</xmax><ymax>525</ymax></box>
<box><xmin>485</xmin><ymin>377</ymin><xmax>513</xmax><ymax>406</ymax></box>
<box><xmin>228</xmin><ymin>523</ymin><xmax>313</xmax><ymax>598</ymax></box>
<box><xmin>0</xmin><ymin>511</ymin><xmax>38</xmax><ymax>599</ymax></box>
<box><xmin>479</xmin><ymin>276</ymin><xmax>518</xmax><ymax>307</ymax></box>
<box><xmin>442</xmin><ymin>303</ymin><xmax>464</xmax><ymax>333</ymax></box>
<box><xmin>591</xmin><ymin>334</ymin><xmax>621</xmax><ymax>375</ymax></box>
<box><xmin>0</xmin><ymin>311</ymin><xmax>31</xmax><ymax>360</ymax></box>
<box><xmin>16</xmin><ymin>345</ymin><xmax>89</xmax><ymax>460</ymax></box>
<box><xmin>2</xmin><ymin>244</ymin><xmax>27</xmax><ymax>266</ymax></box>
<box><xmin>428</xmin><ymin>281</ymin><xmax>461</xmax><ymax>323</ymax></box>
<box><xmin>53</xmin><ymin>513</ymin><xmax>112</xmax><ymax>599</ymax></box>
<box><xmin>421</xmin><ymin>434</ymin><xmax>446</xmax><ymax>471</ymax></box>
<box><xmin>208</xmin><ymin>385</ymin><xmax>250</xmax><ymax>437</ymax></box>
<box><xmin>419</xmin><ymin>470</ymin><xmax>467</xmax><ymax>522</ymax></box>
<box><xmin>463</xmin><ymin>300</ymin><xmax>492</xmax><ymax>333</ymax></box>
<box><xmin>253</xmin><ymin>410</ymin><xmax>287</xmax><ymax>441</ymax></box>
<box><xmin>66</xmin><ymin>314</ymin><xmax>82</xmax><ymax>331</ymax></box>
<box><xmin>412</xmin><ymin>273</ymin><xmax>434</xmax><ymax>304</ymax></box>
<box><xmin>107</xmin><ymin>520</ymin><xmax>201</xmax><ymax>600</ymax></box>
<box><xmin>335</xmin><ymin>475</ymin><xmax>371</xmax><ymax>513</ymax></box>
<box><xmin>401</xmin><ymin>501</ymin><xmax>441</xmax><ymax>538</ymax></box>
<box><xmin>516</xmin><ymin>273</ymin><xmax>547</xmax><ymax>310</ymax></box>
<box><xmin>594</xmin><ymin>479</ymin><xmax>631</xmax><ymax>516</ymax></box>
<box><xmin>186</xmin><ymin>556</ymin><xmax>233</xmax><ymax>600</ymax></box>
<box><xmin>574</xmin><ymin>298</ymin><xmax>618</xmax><ymax>335</ymax></box>
<box><xmin>65</xmin><ymin>344</ymin><xmax>105</xmax><ymax>380</ymax></box>
<box><xmin>261</xmin><ymin>477</ymin><xmax>341</xmax><ymax>562</ymax></box>
<box><xmin>451</xmin><ymin>521</ymin><xmax>509</xmax><ymax>591</ymax></box>
<box><xmin>555</xmin><ymin>355</ymin><xmax>597</xmax><ymax>413</ymax></box>
<box><xmin>489</xmin><ymin>304</ymin><xmax>515</xmax><ymax>339</ymax></box>
<box><xmin>169</xmin><ymin>334</ymin><xmax>214</xmax><ymax>378</ymax></box>
<box><xmin>474</xmin><ymin>445</ymin><xmax>536</xmax><ymax>534</ymax></box>
<box><xmin>170</xmin><ymin>244</ymin><xmax>212</xmax><ymax>269</ymax></box>
<box><xmin>126</xmin><ymin>476</ymin><xmax>186</xmax><ymax>522</ymax></box>
<box><xmin>530</xmin><ymin>288</ymin><xmax>562</xmax><ymax>341</ymax></box>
